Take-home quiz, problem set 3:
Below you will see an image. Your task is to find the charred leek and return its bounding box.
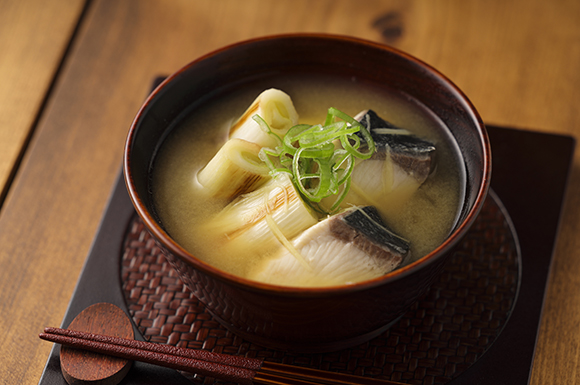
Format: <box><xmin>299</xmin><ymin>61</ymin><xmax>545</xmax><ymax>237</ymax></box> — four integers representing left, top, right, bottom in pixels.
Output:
<box><xmin>197</xmin><ymin>138</ymin><xmax>270</xmax><ymax>199</ymax></box>
<box><xmin>204</xmin><ymin>173</ymin><xmax>318</xmax><ymax>255</ymax></box>
<box><xmin>229</xmin><ymin>89</ymin><xmax>299</xmax><ymax>148</ymax></box>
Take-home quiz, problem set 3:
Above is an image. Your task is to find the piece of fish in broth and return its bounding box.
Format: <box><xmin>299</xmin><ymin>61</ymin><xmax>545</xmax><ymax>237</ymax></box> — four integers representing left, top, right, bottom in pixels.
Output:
<box><xmin>347</xmin><ymin>110</ymin><xmax>436</xmax><ymax>209</ymax></box>
<box><xmin>250</xmin><ymin>206</ymin><xmax>409</xmax><ymax>287</ymax></box>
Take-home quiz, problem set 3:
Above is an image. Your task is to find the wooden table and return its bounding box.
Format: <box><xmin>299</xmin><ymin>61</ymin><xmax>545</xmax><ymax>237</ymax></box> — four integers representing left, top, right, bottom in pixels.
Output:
<box><xmin>1</xmin><ymin>0</ymin><xmax>578</xmax><ymax>383</ymax></box>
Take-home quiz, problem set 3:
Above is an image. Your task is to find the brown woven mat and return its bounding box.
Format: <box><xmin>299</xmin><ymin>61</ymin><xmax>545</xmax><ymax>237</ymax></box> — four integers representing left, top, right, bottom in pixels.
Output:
<box><xmin>121</xmin><ymin>193</ymin><xmax>519</xmax><ymax>385</ymax></box>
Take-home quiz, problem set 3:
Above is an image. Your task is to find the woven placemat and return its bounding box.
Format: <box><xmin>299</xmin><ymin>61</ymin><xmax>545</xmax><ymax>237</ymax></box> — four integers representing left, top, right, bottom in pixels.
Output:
<box><xmin>121</xmin><ymin>192</ymin><xmax>519</xmax><ymax>385</ymax></box>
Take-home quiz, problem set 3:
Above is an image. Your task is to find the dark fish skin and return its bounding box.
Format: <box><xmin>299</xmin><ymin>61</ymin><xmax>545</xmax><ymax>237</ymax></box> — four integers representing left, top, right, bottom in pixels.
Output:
<box><xmin>355</xmin><ymin>109</ymin><xmax>436</xmax><ymax>181</ymax></box>
<box><xmin>329</xmin><ymin>206</ymin><xmax>410</xmax><ymax>267</ymax></box>
<box><xmin>355</xmin><ymin>108</ymin><xmax>398</xmax><ymax>130</ymax></box>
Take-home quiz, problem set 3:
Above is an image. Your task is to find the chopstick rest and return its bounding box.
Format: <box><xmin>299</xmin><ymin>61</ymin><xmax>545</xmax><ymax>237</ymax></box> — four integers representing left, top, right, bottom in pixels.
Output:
<box><xmin>41</xmin><ymin>303</ymin><xmax>407</xmax><ymax>385</ymax></box>
<box><xmin>56</xmin><ymin>303</ymin><xmax>134</xmax><ymax>385</ymax></box>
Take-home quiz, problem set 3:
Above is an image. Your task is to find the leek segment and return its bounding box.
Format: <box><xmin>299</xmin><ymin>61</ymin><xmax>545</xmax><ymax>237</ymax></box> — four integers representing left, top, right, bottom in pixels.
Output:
<box><xmin>203</xmin><ymin>173</ymin><xmax>318</xmax><ymax>256</ymax></box>
<box><xmin>229</xmin><ymin>89</ymin><xmax>299</xmax><ymax>148</ymax></box>
<box><xmin>197</xmin><ymin>138</ymin><xmax>270</xmax><ymax>199</ymax></box>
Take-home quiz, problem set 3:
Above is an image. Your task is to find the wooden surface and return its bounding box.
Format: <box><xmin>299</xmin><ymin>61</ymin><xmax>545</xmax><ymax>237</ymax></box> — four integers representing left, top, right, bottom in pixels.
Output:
<box><xmin>60</xmin><ymin>303</ymin><xmax>133</xmax><ymax>385</ymax></box>
<box><xmin>0</xmin><ymin>0</ymin><xmax>578</xmax><ymax>384</ymax></box>
<box><xmin>0</xmin><ymin>0</ymin><xmax>85</xmax><ymax>203</ymax></box>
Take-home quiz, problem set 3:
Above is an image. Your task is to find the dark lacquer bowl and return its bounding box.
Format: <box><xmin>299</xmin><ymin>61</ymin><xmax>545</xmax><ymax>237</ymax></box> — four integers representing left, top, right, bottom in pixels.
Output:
<box><xmin>124</xmin><ymin>34</ymin><xmax>491</xmax><ymax>353</ymax></box>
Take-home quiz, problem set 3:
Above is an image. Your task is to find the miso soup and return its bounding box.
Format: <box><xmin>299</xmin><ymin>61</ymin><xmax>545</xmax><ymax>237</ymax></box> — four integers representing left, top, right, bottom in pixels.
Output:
<box><xmin>151</xmin><ymin>73</ymin><xmax>466</xmax><ymax>286</ymax></box>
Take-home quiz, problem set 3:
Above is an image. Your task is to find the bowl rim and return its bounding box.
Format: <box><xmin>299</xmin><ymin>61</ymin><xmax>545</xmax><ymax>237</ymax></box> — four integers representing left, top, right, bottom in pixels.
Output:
<box><xmin>123</xmin><ymin>32</ymin><xmax>491</xmax><ymax>297</ymax></box>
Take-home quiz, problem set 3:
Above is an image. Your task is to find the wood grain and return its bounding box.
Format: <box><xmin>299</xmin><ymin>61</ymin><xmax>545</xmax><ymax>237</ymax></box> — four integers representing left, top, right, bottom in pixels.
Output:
<box><xmin>0</xmin><ymin>0</ymin><xmax>85</xmax><ymax>204</ymax></box>
<box><xmin>1</xmin><ymin>0</ymin><xmax>579</xmax><ymax>384</ymax></box>
<box><xmin>60</xmin><ymin>303</ymin><xmax>134</xmax><ymax>385</ymax></box>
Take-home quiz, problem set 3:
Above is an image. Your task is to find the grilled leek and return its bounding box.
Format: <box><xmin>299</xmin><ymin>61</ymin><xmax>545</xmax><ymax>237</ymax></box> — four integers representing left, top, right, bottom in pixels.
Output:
<box><xmin>229</xmin><ymin>88</ymin><xmax>299</xmax><ymax>148</ymax></box>
<box><xmin>197</xmin><ymin>138</ymin><xmax>270</xmax><ymax>199</ymax></box>
<box><xmin>204</xmin><ymin>173</ymin><xmax>319</xmax><ymax>256</ymax></box>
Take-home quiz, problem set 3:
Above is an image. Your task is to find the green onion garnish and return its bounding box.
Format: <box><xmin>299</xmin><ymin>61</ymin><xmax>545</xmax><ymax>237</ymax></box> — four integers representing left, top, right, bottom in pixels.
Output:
<box><xmin>254</xmin><ymin>108</ymin><xmax>376</xmax><ymax>214</ymax></box>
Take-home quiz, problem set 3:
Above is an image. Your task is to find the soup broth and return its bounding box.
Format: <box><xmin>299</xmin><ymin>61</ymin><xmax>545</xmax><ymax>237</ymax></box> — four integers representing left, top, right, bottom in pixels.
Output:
<box><xmin>151</xmin><ymin>73</ymin><xmax>466</xmax><ymax>285</ymax></box>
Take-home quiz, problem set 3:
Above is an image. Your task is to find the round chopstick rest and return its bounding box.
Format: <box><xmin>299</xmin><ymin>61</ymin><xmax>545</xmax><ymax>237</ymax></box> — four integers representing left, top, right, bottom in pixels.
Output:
<box><xmin>60</xmin><ymin>303</ymin><xmax>134</xmax><ymax>385</ymax></box>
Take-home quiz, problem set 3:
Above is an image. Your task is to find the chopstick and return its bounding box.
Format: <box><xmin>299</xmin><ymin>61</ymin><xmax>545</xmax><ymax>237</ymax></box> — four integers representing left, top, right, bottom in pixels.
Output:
<box><xmin>40</xmin><ymin>327</ymin><xmax>407</xmax><ymax>385</ymax></box>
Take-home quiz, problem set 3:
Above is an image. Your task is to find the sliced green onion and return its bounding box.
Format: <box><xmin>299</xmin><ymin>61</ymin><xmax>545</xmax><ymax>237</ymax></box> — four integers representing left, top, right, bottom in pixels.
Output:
<box><xmin>330</xmin><ymin>178</ymin><xmax>351</xmax><ymax>212</ymax></box>
<box><xmin>253</xmin><ymin>115</ymin><xmax>283</xmax><ymax>145</ymax></box>
<box><xmin>254</xmin><ymin>107</ymin><xmax>375</xmax><ymax>214</ymax></box>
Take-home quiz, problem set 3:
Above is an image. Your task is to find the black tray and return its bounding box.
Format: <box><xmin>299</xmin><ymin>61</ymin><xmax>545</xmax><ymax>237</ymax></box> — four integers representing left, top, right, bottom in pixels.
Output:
<box><xmin>38</xmin><ymin>124</ymin><xmax>575</xmax><ymax>385</ymax></box>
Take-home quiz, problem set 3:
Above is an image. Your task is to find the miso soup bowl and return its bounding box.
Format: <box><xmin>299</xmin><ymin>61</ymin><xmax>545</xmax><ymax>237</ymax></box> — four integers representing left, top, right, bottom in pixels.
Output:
<box><xmin>124</xmin><ymin>34</ymin><xmax>491</xmax><ymax>352</ymax></box>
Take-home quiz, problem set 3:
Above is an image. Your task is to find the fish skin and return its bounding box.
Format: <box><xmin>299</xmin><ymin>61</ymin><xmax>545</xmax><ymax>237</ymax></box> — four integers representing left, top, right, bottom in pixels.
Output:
<box><xmin>355</xmin><ymin>109</ymin><xmax>436</xmax><ymax>181</ymax></box>
<box><xmin>355</xmin><ymin>108</ymin><xmax>398</xmax><ymax>130</ymax></box>
<box><xmin>330</xmin><ymin>206</ymin><xmax>410</xmax><ymax>263</ymax></box>
<box><xmin>250</xmin><ymin>205</ymin><xmax>409</xmax><ymax>287</ymax></box>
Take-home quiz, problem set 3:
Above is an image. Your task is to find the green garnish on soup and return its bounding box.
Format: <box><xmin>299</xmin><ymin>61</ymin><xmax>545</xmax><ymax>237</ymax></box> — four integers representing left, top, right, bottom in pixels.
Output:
<box><xmin>254</xmin><ymin>107</ymin><xmax>376</xmax><ymax>214</ymax></box>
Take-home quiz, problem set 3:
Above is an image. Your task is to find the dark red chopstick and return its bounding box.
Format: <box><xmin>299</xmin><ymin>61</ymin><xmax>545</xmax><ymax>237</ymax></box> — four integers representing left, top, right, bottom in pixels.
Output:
<box><xmin>40</xmin><ymin>327</ymin><xmax>406</xmax><ymax>385</ymax></box>
<box><xmin>40</xmin><ymin>328</ymin><xmax>257</xmax><ymax>385</ymax></box>
<box><xmin>42</xmin><ymin>327</ymin><xmax>262</xmax><ymax>370</ymax></box>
